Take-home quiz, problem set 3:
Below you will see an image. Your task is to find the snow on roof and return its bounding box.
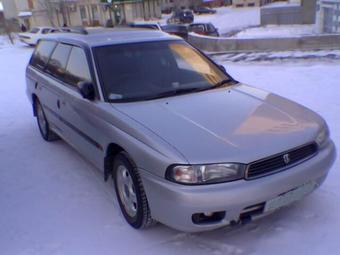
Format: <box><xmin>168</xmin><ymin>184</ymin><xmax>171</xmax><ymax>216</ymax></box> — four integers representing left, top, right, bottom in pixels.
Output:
<box><xmin>18</xmin><ymin>11</ymin><xmax>32</xmax><ymax>17</ymax></box>
<box><xmin>262</xmin><ymin>1</ymin><xmax>300</xmax><ymax>9</ymax></box>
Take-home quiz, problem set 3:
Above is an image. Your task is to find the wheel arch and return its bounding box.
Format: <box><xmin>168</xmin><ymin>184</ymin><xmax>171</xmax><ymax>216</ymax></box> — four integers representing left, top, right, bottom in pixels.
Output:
<box><xmin>32</xmin><ymin>93</ymin><xmax>38</xmax><ymax>117</ymax></box>
<box><xmin>104</xmin><ymin>143</ymin><xmax>126</xmax><ymax>182</ymax></box>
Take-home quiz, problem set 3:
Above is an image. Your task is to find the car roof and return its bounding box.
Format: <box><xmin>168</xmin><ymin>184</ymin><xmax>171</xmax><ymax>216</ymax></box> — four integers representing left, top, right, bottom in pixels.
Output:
<box><xmin>42</xmin><ymin>28</ymin><xmax>180</xmax><ymax>48</ymax></box>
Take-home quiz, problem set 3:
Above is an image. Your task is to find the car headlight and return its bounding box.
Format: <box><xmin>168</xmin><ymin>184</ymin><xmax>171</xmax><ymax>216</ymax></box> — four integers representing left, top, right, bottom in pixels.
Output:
<box><xmin>316</xmin><ymin>125</ymin><xmax>330</xmax><ymax>148</ymax></box>
<box><xmin>166</xmin><ymin>163</ymin><xmax>246</xmax><ymax>185</ymax></box>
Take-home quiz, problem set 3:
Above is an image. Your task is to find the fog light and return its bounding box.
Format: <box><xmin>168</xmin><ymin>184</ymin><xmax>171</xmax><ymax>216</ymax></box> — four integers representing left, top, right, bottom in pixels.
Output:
<box><xmin>192</xmin><ymin>211</ymin><xmax>226</xmax><ymax>224</ymax></box>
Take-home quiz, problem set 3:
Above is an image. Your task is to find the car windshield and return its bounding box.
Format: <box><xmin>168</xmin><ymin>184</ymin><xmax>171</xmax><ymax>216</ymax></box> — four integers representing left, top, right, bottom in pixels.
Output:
<box><xmin>94</xmin><ymin>41</ymin><xmax>234</xmax><ymax>102</ymax></box>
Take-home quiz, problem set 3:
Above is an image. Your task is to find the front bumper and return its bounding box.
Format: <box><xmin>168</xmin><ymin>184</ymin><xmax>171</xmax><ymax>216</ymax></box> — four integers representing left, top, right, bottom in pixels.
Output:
<box><xmin>140</xmin><ymin>140</ymin><xmax>336</xmax><ymax>232</ymax></box>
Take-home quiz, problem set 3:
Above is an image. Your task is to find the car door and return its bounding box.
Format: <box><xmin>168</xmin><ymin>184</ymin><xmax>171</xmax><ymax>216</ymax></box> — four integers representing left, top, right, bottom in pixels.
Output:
<box><xmin>28</xmin><ymin>40</ymin><xmax>64</xmax><ymax>134</ymax></box>
<box><xmin>42</xmin><ymin>42</ymin><xmax>73</xmax><ymax>136</ymax></box>
<box><xmin>56</xmin><ymin>46</ymin><xmax>104</xmax><ymax>169</ymax></box>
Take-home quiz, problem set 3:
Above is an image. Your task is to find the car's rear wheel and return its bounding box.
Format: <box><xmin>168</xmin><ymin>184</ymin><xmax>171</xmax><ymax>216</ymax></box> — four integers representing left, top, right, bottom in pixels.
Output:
<box><xmin>35</xmin><ymin>100</ymin><xmax>59</xmax><ymax>141</ymax></box>
<box><xmin>113</xmin><ymin>152</ymin><xmax>155</xmax><ymax>229</ymax></box>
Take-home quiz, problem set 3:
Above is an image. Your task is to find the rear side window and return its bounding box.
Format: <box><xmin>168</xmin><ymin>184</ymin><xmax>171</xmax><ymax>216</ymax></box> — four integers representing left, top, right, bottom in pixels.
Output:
<box><xmin>65</xmin><ymin>47</ymin><xmax>92</xmax><ymax>86</ymax></box>
<box><xmin>30</xmin><ymin>40</ymin><xmax>57</xmax><ymax>70</ymax></box>
<box><xmin>46</xmin><ymin>43</ymin><xmax>72</xmax><ymax>80</ymax></box>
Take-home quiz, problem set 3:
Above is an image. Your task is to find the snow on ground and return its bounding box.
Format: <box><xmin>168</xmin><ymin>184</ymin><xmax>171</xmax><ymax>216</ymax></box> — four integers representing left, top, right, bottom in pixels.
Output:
<box><xmin>158</xmin><ymin>7</ymin><xmax>260</xmax><ymax>35</ymax></box>
<box><xmin>1</xmin><ymin>42</ymin><xmax>340</xmax><ymax>255</ymax></box>
<box><xmin>232</xmin><ymin>24</ymin><xmax>317</xmax><ymax>38</ymax></box>
<box><xmin>212</xmin><ymin>49</ymin><xmax>340</xmax><ymax>62</ymax></box>
<box><xmin>194</xmin><ymin>7</ymin><xmax>260</xmax><ymax>35</ymax></box>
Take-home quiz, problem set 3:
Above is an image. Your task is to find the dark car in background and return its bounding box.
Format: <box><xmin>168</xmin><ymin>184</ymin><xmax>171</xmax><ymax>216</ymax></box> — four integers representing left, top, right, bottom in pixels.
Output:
<box><xmin>167</xmin><ymin>10</ymin><xmax>194</xmax><ymax>24</ymax></box>
<box><xmin>129</xmin><ymin>23</ymin><xmax>188</xmax><ymax>40</ymax></box>
<box><xmin>193</xmin><ymin>6</ymin><xmax>217</xmax><ymax>15</ymax></box>
<box><xmin>188</xmin><ymin>23</ymin><xmax>219</xmax><ymax>37</ymax></box>
<box><xmin>161</xmin><ymin>24</ymin><xmax>189</xmax><ymax>40</ymax></box>
<box><xmin>161</xmin><ymin>7</ymin><xmax>173</xmax><ymax>14</ymax></box>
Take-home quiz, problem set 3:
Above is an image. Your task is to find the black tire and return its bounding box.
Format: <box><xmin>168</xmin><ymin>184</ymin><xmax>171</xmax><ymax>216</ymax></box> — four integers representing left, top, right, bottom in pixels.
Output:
<box><xmin>113</xmin><ymin>152</ymin><xmax>156</xmax><ymax>229</ymax></box>
<box><xmin>35</xmin><ymin>99</ymin><xmax>59</xmax><ymax>141</ymax></box>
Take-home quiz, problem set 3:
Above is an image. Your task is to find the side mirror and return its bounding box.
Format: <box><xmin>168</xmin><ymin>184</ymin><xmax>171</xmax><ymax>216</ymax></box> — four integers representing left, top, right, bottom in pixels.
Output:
<box><xmin>79</xmin><ymin>81</ymin><xmax>95</xmax><ymax>101</ymax></box>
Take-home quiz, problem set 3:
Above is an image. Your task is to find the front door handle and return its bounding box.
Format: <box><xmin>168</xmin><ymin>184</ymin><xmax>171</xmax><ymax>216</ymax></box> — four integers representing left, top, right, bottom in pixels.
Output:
<box><xmin>57</xmin><ymin>100</ymin><xmax>60</xmax><ymax>109</ymax></box>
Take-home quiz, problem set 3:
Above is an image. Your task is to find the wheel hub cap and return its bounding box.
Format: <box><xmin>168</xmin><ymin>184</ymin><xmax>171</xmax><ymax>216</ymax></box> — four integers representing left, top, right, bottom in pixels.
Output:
<box><xmin>116</xmin><ymin>165</ymin><xmax>137</xmax><ymax>217</ymax></box>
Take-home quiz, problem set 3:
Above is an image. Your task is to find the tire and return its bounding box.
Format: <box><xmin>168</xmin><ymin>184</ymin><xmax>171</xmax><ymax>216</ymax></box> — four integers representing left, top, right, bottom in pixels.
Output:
<box><xmin>113</xmin><ymin>152</ymin><xmax>156</xmax><ymax>229</ymax></box>
<box><xmin>35</xmin><ymin>100</ymin><xmax>59</xmax><ymax>141</ymax></box>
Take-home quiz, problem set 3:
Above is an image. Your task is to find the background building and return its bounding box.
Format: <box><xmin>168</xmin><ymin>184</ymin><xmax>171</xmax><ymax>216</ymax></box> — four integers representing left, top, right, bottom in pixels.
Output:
<box><xmin>316</xmin><ymin>0</ymin><xmax>340</xmax><ymax>33</ymax></box>
<box><xmin>0</xmin><ymin>1</ymin><xmax>4</xmax><ymax>33</ymax></box>
<box><xmin>261</xmin><ymin>0</ymin><xmax>317</xmax><ymax>25</ymax></box>
<box><xmin>1</xmin><ymin>0</ymin><xmax>161</xmax><ymax>29</ymax></box>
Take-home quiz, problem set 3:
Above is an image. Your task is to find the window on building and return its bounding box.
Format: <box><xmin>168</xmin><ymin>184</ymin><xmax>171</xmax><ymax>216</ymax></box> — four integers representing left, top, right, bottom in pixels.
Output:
<box><xmin>46</xmin><ymin>43</ymin><xmax>72</xmax><ymax>81</ymax></box>
<box><xmin>80</xmin><ymin>6</ymin><xmax>87</xmax><ymax>20</ymax></box>
<box><xmin>30</xmin><ymin>40</ymin><xmax>57</xmax><ymax>70</ymax></box>
<box><xmin>65</xmin><ymin>47</ymin><xmax>92</xmax><ymax>87</ymax></box>
<box><xmin>91</xmin><ymin>5</ymin><xmax>99</xmax><ymax>21</ymax></box>
<box><xmin>28</xmin><ymin>0</ymin><xmax>34</xmax><ymax>10</ymax></box>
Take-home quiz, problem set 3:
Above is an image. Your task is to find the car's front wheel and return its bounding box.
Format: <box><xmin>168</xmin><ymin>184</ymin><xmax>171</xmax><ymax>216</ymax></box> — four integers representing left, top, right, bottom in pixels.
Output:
<box><xmin>35</xmin><ymin>100</ymin><xmax>59</xmax><ymax>141</ymax></box>
<box><xmin>113</xmin><ymin>152</ymin><xmax>155</xmax><ymax>229</ymax></box>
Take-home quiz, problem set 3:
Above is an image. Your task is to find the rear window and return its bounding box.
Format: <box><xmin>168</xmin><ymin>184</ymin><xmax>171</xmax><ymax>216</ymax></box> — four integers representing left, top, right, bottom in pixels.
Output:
<box><xmin>41</xmin><ymin>28</ymin><xmax>51</xmax><ymax>34</ymax></box>
<box><xmin>207</xmin><ymin>24</ymin><xmax>215</xmax><ymax>32</ymax></box>
<box><xmin>30</xmin><ymin>27</ymin><xmax>40</xmax><ymax>34</ymax></box>
<box><xmin>45</xmin><ymin>43</ymin><xmax>72</xmax><ymax>80</ymax></box>
<box><xmin>30</xmin><ymin>40</ymin><xmax>57</xmax><ymax>70</ymax></box>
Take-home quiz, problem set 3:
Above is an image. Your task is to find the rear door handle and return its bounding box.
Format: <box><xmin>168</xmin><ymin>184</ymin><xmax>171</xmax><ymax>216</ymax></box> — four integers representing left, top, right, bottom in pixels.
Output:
<box><xmin>57</xmin><ymin>100</ymin><xmax>60</xmax><ymax>109</ymax></box>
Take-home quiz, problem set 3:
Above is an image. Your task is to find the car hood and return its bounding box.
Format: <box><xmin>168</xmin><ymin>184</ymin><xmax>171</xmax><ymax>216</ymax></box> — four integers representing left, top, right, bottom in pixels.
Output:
<box><xmin>113</xmin><ymin>84</ymin><xmax>323</xmax><ymax>164</ymax></box>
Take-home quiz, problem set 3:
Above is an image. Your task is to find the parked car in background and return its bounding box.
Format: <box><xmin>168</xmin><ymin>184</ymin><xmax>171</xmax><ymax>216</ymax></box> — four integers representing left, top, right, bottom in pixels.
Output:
<box><xmin>129</xmin><ymin>23</ymin><xmax>188</xmax><ymax>40</ymax></box>
<box><xmin>161</xmin><ymin>24</ymin><xmax>189</xmax><ymax>40</ymax></box>
<box><xmin>193</xmin><ymin>6</ymin><xmax>217</xmax><ymax>15</ymax></box>
<box><xmin>26</xmin><ymin>30</ymin><xmax>336</xmax><ymax>232</ymax></box>
<box><xmin>188</xmin><ymin>23</ymin><xmax>219</xmax><ymax>37</ymax></box>
<box><xmin>19</xmin><ymin>27</ymin><xmax>60</xmax><ymax>46</ymax></box>
<box><xmin>161</xmin><ymin>7</ymin><xmax>173</xmax><ymax>14</ymax></box>
<box><xmin>167</xmin><ymin>9</ymin><xmax>194</xmax><ymax>24</ymax></box>
<box><xmin>129</xmin><ymin>22</ymin><xmax>162</xmax><ymax>30</ymax></box>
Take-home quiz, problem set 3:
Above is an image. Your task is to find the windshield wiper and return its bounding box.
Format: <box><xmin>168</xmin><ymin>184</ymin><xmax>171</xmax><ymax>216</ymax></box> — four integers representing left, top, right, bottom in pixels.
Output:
<box><xmin>136</xmin><ymin>87</ymin><xmax>207</xmax><ymax>101</ymax></box>
<box><xmin>110</xmin><ymin>80</ymin><xmax>238</xmax><ymax>103</ymax></box>
<box><xmin>213</xmin><ymin>78</ymin><xmax>238</xmax><ymax>88</ymax></box>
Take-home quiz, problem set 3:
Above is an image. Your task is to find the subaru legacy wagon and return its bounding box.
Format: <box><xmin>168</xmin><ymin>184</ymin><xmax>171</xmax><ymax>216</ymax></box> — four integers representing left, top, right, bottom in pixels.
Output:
<box><xmin>26</xmin><ymin>29</ymin><xmax>336</xmax><ymax>232</ymax></box>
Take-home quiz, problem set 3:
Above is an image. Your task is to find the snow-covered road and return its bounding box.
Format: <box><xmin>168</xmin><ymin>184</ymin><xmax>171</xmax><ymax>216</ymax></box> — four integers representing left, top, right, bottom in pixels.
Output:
<box><xmin>1</xmin><ymin>44</ymin><xmax>339</xmax><ymax>255</ymax></box>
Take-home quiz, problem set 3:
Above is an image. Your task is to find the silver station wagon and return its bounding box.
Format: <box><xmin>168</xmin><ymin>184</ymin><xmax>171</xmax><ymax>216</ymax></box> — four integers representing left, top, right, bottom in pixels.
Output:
<box><xmin>26</xmin><ymin>29</ymin><xmax>336</xmax><ymax>232</ymax></box>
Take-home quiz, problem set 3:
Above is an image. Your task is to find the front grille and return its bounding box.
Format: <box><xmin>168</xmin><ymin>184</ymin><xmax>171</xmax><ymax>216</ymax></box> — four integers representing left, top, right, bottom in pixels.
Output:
<box><xmin>246</xmin><ymin>143</ymin><xmax>318</xmax><ymax>179</ymax></box>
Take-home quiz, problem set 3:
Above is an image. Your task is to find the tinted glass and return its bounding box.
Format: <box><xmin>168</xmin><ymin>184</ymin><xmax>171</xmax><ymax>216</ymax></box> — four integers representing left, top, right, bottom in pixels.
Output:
<box><xmin>41</xmin><ymin>28</ymin><xmax>50</xmax><ymax>34</ymax></box>
<box><xmin>65</xmin><ymin>47</ymin><xmax>92</xmax><ymax>86</ymax></box>
<box><xmin>30</xmin><ymin>40</ymin><xmax>57</xmax><ymax>70</ymax></box>
<box><xmin>207</xmin><ymin>24</ymin><xmax>215</xmax><ymax>32</ymax></box>
<box><xmin>95</xmin><ymin>41</ymin><xmax>230</xmax><ymax>102</ymax></box>
<box><xmin>30</xmin><ymin>27</ymin><xmax>39</xmax><ymax>33</ymax></box>
<box><xmin>46</xmin><ymin>43</ymin><xmax>72</xmax><ymax>80</ymax></box>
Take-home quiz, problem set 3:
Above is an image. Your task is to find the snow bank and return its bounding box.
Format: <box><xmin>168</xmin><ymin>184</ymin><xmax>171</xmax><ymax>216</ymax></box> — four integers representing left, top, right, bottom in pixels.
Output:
<box><xmin>232</xmin><ymin>24</ymin><xmax>317</xmax><ymax>39</ymax></box>
<box><xmin>262</xmin><ymin>1</ymin><xmax>300</xmax><ymax>9</ymax></box>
